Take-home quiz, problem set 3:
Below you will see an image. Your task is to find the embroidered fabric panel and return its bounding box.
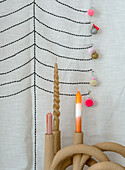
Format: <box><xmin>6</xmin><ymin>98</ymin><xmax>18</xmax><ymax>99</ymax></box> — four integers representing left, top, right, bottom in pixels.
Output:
<box><xmin>0</xmin><ymin>0</ymin><xmax>125</xmax><ymax>170</ymax></box>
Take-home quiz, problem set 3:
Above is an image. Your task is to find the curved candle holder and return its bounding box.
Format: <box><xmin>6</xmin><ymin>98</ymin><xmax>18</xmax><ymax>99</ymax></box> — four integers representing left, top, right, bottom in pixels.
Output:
<box><xmin>44</xmin><ymin>131</ymin><xmax>125</xmax><ymax>170</ymax></box>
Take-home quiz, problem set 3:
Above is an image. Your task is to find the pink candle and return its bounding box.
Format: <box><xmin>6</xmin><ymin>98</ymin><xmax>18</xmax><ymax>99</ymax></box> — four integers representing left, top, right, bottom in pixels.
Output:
<box><xmin>46</xmin><ymin>112</ymin><xmax>52</xmax><ymax>135</ymax></box>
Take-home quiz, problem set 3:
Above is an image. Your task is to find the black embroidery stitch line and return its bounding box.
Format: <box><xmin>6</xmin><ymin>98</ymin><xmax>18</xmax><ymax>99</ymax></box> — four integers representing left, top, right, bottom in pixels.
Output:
<box><xmin>36</xmin><ymin>31</ymin><xmax>93</xmax><ymax>50</ymax></box>
<box><xmin>55</xmin><ymin>0</ymin><xmax>87</xmax><ymax>13</ymax></box>
<box><xmin>0</xmin><ymin>85</ymin><xmax>34</xmax><ymax>98</ymax></box>
<box><xmin>0</xmin><ymin>84</ymin><xmax>90</xmax><ymax>98</ymax></box>
<box><xmin>36</xmin><ymin>73</ymin><xmax>90</xmax><ymax>85</ymax></box>
<box><xmin>0</xmin><ymin>73</ymin><xmax>34</xmax><ymax>86</ymax></box>
<box><xmin>0</xmin><ymin>16</ymin><xmax>33</xmax><ymax>33</ymax></box>
<box><xmin>36</xmin><ymin>58</ymin><xmax>92</xmax><ymax>72</ymax></box>
<box><xmin>0</xmin><ymin>2</ymin><xmax>33</xmax><ymax>18</ymax></box>
<box><xmin>33</xmin><ymin>1</ymin><xmax>37</xmax><ymax>170</ymax></box>
<box><xmin>36</xmin><ymin>85</ymin><xmax>90</xmax><ymax>96</ymax></box>
<box><xmin>35</xmin><ymin>17</ymin><xmax>92</xmax><ymax>37</ymax></box>
<box><xmin>0</xmin><ymin>0</ymin><xmax>6</xmax><ymax>3</ymax></box>
<box><xmin>0</xmin><ymin>58</ymin><xmax>34</xmax><ymax>75</ymax></box>
<box><xmin>0</xmin><ymin>44</ymin><xmax>34</xmax><ymax>62</ymax></box>
<box><xmin>0</xmin><ymin>31</ymin><xmax>34</xmax><ymax>48</ymax></box>
<box><xmin>36</xmin><ymin>45</ymin><xmax>92</xmax><ymax>61</ymax></box>
<box><xmin>35</xmin><ymin>3</ymin><xmax>91</xmax><ymax>25</ymax></box>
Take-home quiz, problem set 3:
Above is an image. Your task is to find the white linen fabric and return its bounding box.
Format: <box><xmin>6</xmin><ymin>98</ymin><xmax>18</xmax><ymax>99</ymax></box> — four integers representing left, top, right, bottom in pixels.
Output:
<box><xmin>0</xmin><ymin>0</ymin><xmax>125</xmax><ymax>170</ymax></box>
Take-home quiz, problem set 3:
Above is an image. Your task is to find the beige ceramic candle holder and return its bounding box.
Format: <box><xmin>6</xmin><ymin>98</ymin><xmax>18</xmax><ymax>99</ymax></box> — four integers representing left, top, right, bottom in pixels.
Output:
<box><xmin>44</xmin><ymin>130</ymin><xmax>125</xmax><ymax>170</ymax></box>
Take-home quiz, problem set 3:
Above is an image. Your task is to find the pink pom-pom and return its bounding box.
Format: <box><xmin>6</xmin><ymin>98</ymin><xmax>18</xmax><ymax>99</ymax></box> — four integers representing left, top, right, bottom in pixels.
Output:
<box><xmin>87</xmin><ymin>8</ymin><xmax>94</xmax><ymax>16</ymax></box>
<box><xmin>88</xmin><ymin>49</ymin><xmax>95</xmax><ymax>54</ymax></box>
<box><xmin>92</xmin><ymin>77</ymin><xmax>95</xmax><ymax>80</ymax></box>
<box><xmin>85</xmin><ymin>98</ymin><xmax>94</xmax><ymax>107</ymax></box>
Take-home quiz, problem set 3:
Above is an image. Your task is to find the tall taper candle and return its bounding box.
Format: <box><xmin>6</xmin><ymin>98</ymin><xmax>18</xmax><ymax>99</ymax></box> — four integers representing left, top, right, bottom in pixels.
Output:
<box><xmin>53</xmin><ymin>61</ymin><xmax>60</xmax><ymax>131</ymax></box>
<box><xmin>46</xmin><ymin>112</ymin><xmax>52</xmax><ymax>135</ymax></box>
<box><xmin>75</xmin><ymin>90</ymin><xmax>82</xmax><ymax>133</ymax></box>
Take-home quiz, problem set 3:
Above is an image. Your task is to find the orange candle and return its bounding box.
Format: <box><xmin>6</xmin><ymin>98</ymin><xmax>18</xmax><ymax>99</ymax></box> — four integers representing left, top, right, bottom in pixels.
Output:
<box><xmin>46</xmin><ymin>112</ymin><xmax>52</xmax><ymax>135</ymax></box>
<box><xmin>75</xmin><ymin>90</ymin><xmax>82</xmax><ymax>133</ymax></box>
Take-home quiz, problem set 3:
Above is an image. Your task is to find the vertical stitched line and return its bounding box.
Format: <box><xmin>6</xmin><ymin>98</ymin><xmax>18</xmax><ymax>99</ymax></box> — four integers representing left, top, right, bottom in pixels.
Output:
<box><xmin>33</xmin><ymin>0</ymin><xmax>37</xmax><ymax>170</ymax></box>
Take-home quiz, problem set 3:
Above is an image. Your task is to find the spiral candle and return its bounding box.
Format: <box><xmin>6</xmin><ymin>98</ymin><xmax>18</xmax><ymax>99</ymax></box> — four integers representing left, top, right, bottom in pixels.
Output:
<box><xmin>53</xmin><ymin>62</ymin><xmax>60</xmax><ymax>131</ymax></box>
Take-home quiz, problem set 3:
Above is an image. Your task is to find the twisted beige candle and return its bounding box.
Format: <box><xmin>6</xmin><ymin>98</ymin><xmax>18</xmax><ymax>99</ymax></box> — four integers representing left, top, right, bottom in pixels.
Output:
<box><xmin>53</xmin><ymin>62</ymin><xmax>60</xmax><ymax>131</ymax></box>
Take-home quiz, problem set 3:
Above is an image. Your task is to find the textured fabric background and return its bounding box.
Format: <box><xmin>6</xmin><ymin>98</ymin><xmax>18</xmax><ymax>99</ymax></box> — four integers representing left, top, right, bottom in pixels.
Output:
<box><xmin>0</xmin><ymin>0</ymin><xmax>125</xmax><ymax>170</ymax></box>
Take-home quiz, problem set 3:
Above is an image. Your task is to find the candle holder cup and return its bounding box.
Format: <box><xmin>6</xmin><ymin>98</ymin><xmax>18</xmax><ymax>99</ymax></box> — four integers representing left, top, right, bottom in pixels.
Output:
<box><xmin>44</xmin><ymin>131</ymin><xmax>125</xmax><ymax>170</ymax></box>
